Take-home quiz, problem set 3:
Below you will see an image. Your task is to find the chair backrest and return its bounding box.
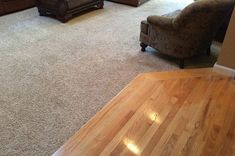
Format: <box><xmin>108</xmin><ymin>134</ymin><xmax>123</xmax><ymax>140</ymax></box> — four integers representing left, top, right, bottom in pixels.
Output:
<box><xmin>173</xmin><ymin>0</ymin><xmax>234</xmax><ymax>51</ymax></box>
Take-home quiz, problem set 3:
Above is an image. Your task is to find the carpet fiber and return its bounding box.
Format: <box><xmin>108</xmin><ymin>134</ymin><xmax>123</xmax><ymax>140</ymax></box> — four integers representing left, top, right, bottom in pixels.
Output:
<box><xmin>0</xmin><ymin>0</ymin><xmax>218</xmax><ymax>155</ymax></box>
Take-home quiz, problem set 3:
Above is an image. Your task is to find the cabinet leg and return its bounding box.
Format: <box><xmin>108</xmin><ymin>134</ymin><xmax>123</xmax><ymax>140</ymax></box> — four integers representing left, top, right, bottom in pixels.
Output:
<box><xmin>140</xmin><ymin>43</ymin><xmax>147</xmax><ymax>52</ymax></box>
<box><xmin>57</xmin><ymin>14</ymin><xmax>72</xmax><ymax>23</ymax></box>
<box><xmin>207</xmin><ymin>47</ymin><xmax>211</xmax><ymax>56</ymax></box>
<box><xmin>97</xmin><ymin>1</ymin><xmax>104</xmax><ymax>9</ymax></box>
<box><xmin>38</xmin><ymin>8</ymin><xmax>47</xmax><ymax>16</ymax></box>
<box><xmin>179</xmin><ymin>59</ymin><xmax>185</xmax><ymax>69</ymax></box>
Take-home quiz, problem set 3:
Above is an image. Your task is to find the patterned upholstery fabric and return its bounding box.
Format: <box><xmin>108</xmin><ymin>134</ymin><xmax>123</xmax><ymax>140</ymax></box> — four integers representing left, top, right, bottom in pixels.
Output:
<box><xmin>140</xmin><ymin>0</ymin><xmax>235</xmax><ymax>59</ymax></box>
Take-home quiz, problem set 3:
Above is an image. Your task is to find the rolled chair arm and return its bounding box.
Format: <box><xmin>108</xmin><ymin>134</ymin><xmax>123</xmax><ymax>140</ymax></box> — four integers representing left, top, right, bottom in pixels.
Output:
<box><xmin>147</xmin><ymin>15</ymin><xmax>175</xmax><ymax>30</ymax></box>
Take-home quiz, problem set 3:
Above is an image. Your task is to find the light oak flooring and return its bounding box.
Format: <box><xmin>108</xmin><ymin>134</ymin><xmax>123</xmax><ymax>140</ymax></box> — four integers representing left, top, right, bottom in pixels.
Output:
<box><xmin>53</xmin><ymin>68</ymin><xmax>235</xmax><ymax>156</ymax></box>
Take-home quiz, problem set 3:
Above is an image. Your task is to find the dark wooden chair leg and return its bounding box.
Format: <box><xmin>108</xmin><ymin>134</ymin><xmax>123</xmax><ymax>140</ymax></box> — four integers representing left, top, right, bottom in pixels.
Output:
<box><xmin>140</xmin><ymin>43</ymin><xmax>147</xmax><ymax>52</ymax></box>
<box><xmin>179</xmin><ymin>59</ymin><xmax>185</xmax><ymax>69</ymax></box>
<box><xmin>38</xmin><ymin>8</ymin><xmax>47</xmax><ymax>16</ymax></box>
<box><xmin>207</xmin><ymin>46</ymin><xmax>211</xmax><ymax>56</ymax></box>
<box><xmin>97</xmin><ymin>1</ymin><xmax>104</xmax><ymax>9</ymax></box>
<box><xmin>57</xmin><ymin>14</ymin><xmax>72</xmax><ymax>23</ymax></box>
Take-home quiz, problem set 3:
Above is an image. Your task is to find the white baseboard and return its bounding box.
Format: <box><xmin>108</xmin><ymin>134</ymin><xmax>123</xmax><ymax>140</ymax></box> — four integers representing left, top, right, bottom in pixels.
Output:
<box><xmin>213</xmin><ymin>63</ymin><xmax>235</xmax><ymax>78</ymax></box>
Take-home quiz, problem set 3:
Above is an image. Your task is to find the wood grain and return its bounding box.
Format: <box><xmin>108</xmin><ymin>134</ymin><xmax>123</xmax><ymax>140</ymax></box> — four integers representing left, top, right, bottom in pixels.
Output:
<box><xmin>53</xmin><ymin>68</ymin><xmax>235</xmax><ymax>156</ymax></box>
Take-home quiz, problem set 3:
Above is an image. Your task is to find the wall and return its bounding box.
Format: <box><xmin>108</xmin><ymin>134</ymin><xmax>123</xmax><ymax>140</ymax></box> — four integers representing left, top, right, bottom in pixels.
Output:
<box><xmin>217</xmin><ymin>6</ymin><xmax>235</xmax><ymax>69</ymax></box>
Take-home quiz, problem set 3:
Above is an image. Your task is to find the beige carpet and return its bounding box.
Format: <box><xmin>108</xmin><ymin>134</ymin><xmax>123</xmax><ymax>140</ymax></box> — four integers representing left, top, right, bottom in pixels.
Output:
<box><xmin>0</xmin><ymin>0</ymin><xmax>219</xmax><ymax>155</ymax></box>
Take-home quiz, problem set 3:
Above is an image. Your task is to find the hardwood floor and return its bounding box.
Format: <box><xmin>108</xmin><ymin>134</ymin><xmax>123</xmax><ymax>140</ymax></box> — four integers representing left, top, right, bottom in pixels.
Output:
<box><xmin>53</xmin><ymin>68</ymin><xmax>235</xmax><ymax>156</ymax></box>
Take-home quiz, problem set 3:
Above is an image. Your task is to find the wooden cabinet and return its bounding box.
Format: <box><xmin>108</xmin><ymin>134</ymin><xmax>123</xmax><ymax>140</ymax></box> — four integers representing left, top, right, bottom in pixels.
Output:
<box><xmin>36</xmin><ymin>0</ymin><xmax>104</xmax><ymax>22</ymax></box>
<box><xmin>0</xmin><ymin>0</ymin><xmax>35</xmax><ymax>16</ymax></box>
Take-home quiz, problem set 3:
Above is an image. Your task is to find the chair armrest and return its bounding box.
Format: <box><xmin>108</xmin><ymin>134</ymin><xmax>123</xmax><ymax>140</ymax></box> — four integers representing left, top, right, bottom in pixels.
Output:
<box><xmin>147</xmin><ymin>15</ymin><xmax>175</xmax><ymax>30</ymax></box>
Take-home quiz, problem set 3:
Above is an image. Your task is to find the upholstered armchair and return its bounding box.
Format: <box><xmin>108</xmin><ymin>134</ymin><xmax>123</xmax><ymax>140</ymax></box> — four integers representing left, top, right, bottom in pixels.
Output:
<box><xmin>140</xmin><ymin>0</ymin><xmax>234</xmax><ymax>68</ymax></box>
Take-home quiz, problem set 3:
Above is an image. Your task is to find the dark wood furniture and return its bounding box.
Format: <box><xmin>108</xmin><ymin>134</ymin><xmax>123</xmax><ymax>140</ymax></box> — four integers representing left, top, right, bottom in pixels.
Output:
<box><xmin>107</xmin><ymin>0</ymin><xmax>149</xmax><ymax>7</ymax></box>
<box><xmin>36</xmin><ymin>0</ymin><xmax>104</xmax><ymax>22</ymax></box>
<box><xmin>0</xmin><ymin>0</ymin><xmax>35</xmax><ymax>16</ymax></box>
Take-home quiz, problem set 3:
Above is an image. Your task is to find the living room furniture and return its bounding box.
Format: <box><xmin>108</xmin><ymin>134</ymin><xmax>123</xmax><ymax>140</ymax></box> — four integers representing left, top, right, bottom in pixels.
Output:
<box><xmin>0</xmin><ymin>0</ymin><xmax>35</xmax><ymax>16</ymax></box>
<box><xmin>36</xmin><ymin>0</ymin><xmax>104</xmax><ymax>22</ymax></box>
<box><xmin>107</xmin><ymin>0</ymin><xmax>149</xmax><ymax>7</ymax></box>
<box><xmin>140</xmin><ymin>0</ymin><xmax>235</xmax><ymax>68</ymax></box>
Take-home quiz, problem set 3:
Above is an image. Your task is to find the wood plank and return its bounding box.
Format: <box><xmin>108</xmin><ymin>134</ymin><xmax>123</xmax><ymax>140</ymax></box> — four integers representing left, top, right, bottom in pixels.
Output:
<box><xmin>53</xmin><ymin>68</ymin><xmax>235</xmax><ymax>156</ymax></box>
<box><xmin>143</xmin><ymin>68</ymin><xmax>221</xmax><ymax>80</ymax></box>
